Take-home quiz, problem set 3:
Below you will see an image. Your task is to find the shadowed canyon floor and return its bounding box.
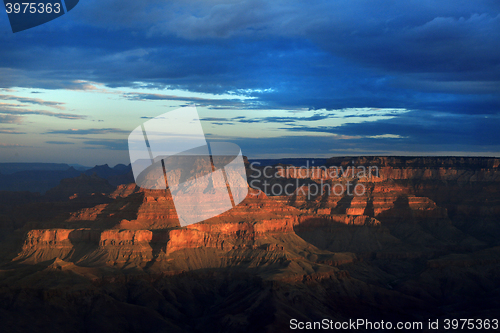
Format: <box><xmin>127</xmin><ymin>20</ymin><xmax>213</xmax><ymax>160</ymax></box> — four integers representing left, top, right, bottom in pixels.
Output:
<box><xmin>0</xmin><ymin>157</ymin><xmax>499</xmax><ymax>332</ymax></box>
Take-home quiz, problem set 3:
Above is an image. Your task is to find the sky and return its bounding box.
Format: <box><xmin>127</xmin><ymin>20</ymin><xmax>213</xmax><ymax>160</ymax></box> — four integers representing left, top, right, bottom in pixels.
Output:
<box><xmin>0</xmin><ymin>0</ymin><xmax>499</xmax><ymax>166</ymax></box>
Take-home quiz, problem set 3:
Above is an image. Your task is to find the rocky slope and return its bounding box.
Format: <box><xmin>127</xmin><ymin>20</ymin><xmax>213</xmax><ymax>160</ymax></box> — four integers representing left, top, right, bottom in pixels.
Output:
<box><xmin>0</xmin><ymin>156</ymin><xmax>499</xmax><ymax>332</ymax></box>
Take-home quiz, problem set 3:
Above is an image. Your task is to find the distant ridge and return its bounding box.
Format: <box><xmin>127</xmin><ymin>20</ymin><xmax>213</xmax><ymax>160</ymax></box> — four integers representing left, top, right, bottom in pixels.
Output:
<box><xmin>325</xmin><ymin>156</ymin><xmax>500</xmax><ymax>168</ymax></box>
<box><xmin>248</xmin><ymin>158</ymin><xmax>328</xmax><ymax>167</ymax></box>
<box><xmin>0</xmin><ymin>163</ymin><xmax>72</xmax><ymax>175</ymax></box>
<box><xmin>0</xmin><ymin>163</ymin><xmax>132</xmax><ymax>193</ymax></box>
<box><xmin>68</xmin><ymin>164</ymin><xmax>92</xmax><ymax>171</ymax></box>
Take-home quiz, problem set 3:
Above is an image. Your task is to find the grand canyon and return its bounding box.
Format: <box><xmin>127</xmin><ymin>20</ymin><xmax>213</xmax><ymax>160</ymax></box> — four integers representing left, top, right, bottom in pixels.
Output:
<box><xmin>0</xmin><ymin>156</ymin><xmax>499</xmax><ymax>332</ymax></box>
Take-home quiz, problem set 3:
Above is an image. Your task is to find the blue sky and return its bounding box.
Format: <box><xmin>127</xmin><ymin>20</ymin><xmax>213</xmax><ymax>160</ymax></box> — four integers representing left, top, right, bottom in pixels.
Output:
<box><xmin>0</xmin><ymin>0</ymin><xmax>499</xmax><ymax>166</ymax></box>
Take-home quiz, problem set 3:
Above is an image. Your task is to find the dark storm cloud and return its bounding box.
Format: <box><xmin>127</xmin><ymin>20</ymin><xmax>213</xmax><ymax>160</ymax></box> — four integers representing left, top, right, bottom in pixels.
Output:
<box><xmin>0</xmin><ymin>128</ymin><xmax>25</xmax><ymax>134</ymax></box>
<box><xmin>201</xmin><ymin>117</ymin><xmax>230</xmax><ymax>122</ymax></box>
<box><xmin>281</xmin><ymin>110</ymin><xmax>500</xmax><ymax>146</ymax></box>
<box><xmin>0</xmin><ymin>105</ymin><xmax>85</xmax><ymax>120</ymax></box>
<box><xmin>0</xmin><ymin>94</ymin><xmax>66</xmax><ymax>109</ymax></box>
<box><xmin>46</xmin><ymin>141</ymin><xmax>75</xmax><ymax>144</ymax></box>
<box><xmin>45</xmin><ymin>128</ymin><xmax>129</xmax><ymax>135</ymax></box>
<box><xmin>258</xmin><ymin>114</ymin><xmax>332</xmax><ymax>123</ymax></box>
<box><xmin>1</xmin><ymin>0</ymin><xmax>499</xmax><ymax>153</ymax></box>
<box><xmin>0</xmin><ymin>1</ymin><xmax>496</xmax><ymax>104</ymax></box>
<box><xmin>82</xmin><ymin>139</ymin><xmax>129</xmax><ymax>151</ymax></box>
<box><xmin>0</xmin><ymin>115</ymin><xmax>22</xmax><ymax>124</ymax></box>
<box><xmin>226</xmin><ymin>134</ymin><xmax>500</xmax><ymax>157</ymax></box>
<box><xmin>0</xmin><ymin>143</ymin><xmax>32</xmax><ymax>148</ymax></box>
<box><xmin>201</xmin><ymin>113</ymin><xmax>333</xmax><ymax>124</ymax></box>
<box><xmin>123</xmin><ymin>92</ymin><xmax>247</xmax><ymax>108</ymax></box>
<box><xmin>308</xmin><ymin>8</ymin><xmax>500</xmax><ymax>77</ymax></box>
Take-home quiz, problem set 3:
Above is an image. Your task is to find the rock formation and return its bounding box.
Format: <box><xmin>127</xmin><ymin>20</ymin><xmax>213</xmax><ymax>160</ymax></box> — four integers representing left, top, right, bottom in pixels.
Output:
<box><xmin>0</xmin><ymin>156</ymin><xmax>499</xmax><ymax>332</ymax></box>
